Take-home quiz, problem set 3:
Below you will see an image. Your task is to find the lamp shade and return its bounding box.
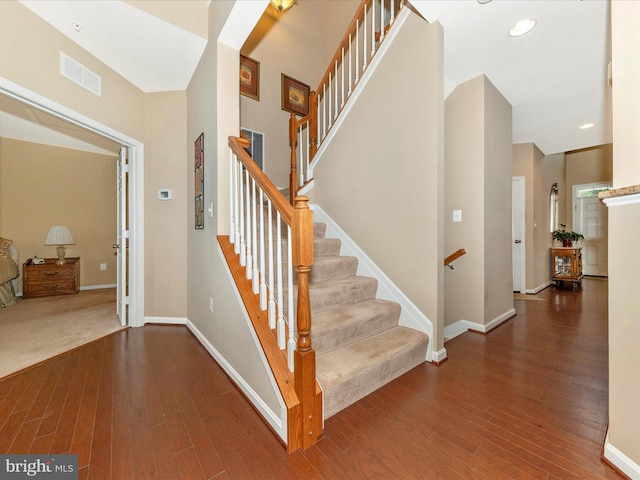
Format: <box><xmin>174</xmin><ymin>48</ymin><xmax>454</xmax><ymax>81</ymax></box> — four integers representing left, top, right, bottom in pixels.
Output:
<box><xmin>44</xmin><ymin>226</ymin><xmax>75</xmax><ymax>246</ymax></box>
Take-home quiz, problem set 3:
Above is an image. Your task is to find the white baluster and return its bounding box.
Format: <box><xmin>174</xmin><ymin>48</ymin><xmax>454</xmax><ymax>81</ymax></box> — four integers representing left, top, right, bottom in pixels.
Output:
<box><xmin>356</xmin><ymin>19</ymin><xmax>360</xmax><ymax>82</ymax></box>
<box><xmin>349</xmin><ymin>33</ymin><xmax>353</xmax><ymax>95</ymax></box>
<box><xmin>363</xmin><ymin>4</ymin><xmax>367</xmax><ymax>71</ymax></box>
<box><xmin>252</xmin><ymin>179</ymin><xmax>259</xmax><ymax>292</ymax></box>
<box><xmin>328</xmin><ymin>72</ymin><xmax>332</xmax><ymax>129</ymax></box>
<box><xmin>238</xmin><ymin>165</ymin><xmax>245</xmax><ymax>264</ymax></box>
<box><xmin>245</xmin><ymin>169</ymin><xmax>252</xmax><ymax>278</ymax></box>
<box><xmin>298</xmin><ymin>124</ymin><xmax>304</xmax><ymax>187</ymax></box>
<box><xmin>259</xmin><ymin>190</ymin><xmax>267</xmax><ymax>310</ymax></box>
<box><xmin>391</xmin><ymin>0</ymin><xmax>395</xmax><ymax>24</ymax></box>
<box><xmin>317</xmin><ymin>94</ymin><xmax>321</xmax><ymax>145</ymax></box>
<box><xmin>287</xmin><ymin>225</ymin><xmax>295</xmax><ymax>372</ymax></box>
<box><xmin>322</xmin><ymin>84</ymin><xmax>327</xmax><ymax>139</ymax></box>
<box><xmin>267</xmin><ymin>199</ymin><xmax>276</xmax><ymax>328</ymax></box>
<box><xmin>276</xmin><ymin>211</ymin><xmax>285</xmax><ymax>349</ymax></box>
<box><xmin>229</xmin><ymin>150</ymin><xmax>234</xmax><ymax>244</ymax></box>
<box><xmin>234</xmin><ymin>160</ymin><xmax>240</xmax><ymax>253</ymax></box>
<box><xmin>379</xmin><ymin>0</ymin><xmax>384</xmax><ymax>43</ymax></box>
<box><xmin>371</xmin><ymin>0</ymin><xmax>376</xmax><ymax>57</ymax></box>
<box><xmin>334</xmin><ymin>60</ymin><xmax>338</xmax><ymax>120</ymax></box>
<box><xmin>341</xmin><ymin>47</ymin><xmax>345</xmax><ymax>108</ymax></box>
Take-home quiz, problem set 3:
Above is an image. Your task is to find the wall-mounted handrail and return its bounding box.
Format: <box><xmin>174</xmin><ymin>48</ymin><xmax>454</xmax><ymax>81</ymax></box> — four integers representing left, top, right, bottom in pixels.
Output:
<box><xmin>444</xmin><ymin>248</ymin><xmax>466</xmax><ymax>270</ymax></box>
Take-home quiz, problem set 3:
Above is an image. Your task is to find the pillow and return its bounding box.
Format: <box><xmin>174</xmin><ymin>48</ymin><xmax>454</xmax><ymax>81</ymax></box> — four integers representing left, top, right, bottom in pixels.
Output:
<box><xmin>0</xmin><ymin>237</ymin><xmax>13</xmax><ymax>258</ymax></box>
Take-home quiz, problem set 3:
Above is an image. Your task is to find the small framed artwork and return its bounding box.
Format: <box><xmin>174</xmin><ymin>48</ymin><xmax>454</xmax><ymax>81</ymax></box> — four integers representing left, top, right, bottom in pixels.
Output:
<box><xmin>240</xmin><ymin>55</ymin><xmax>260</xmax><ymax>100</ymax></box>
<box><xmin>281</xmin><ymin>73</ymin><xmax>310</xmax><ymax>116</ymax></box>
<box><xmin>194</xmin><ymin>132</ymin><xmax>204</xmax><ymax>229</ymax></box>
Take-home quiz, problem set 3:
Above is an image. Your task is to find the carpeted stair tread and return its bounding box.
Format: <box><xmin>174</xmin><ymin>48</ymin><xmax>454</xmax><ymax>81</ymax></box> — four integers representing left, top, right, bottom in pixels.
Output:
<box><xmin>307</xmin><ymin>276</ymin><xmax>378</xmax><ymax>313</ymax></box>
<box><xmin>309</xmin><ymin>255</ymin><xmax>358</xmax><ymax>282</ymax></box>
<box><xmin>316</xmin><ymin>326</ymin><xmax>429</xmax><ymax>418</ymax></box>
<box><xmin>312</xmin><ymin>299</ymin><xmax>401</xmax><ymax>355</ymax></box>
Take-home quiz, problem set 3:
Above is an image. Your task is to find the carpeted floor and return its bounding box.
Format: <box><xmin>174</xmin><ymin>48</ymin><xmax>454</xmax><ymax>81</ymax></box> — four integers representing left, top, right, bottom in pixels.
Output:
<box><xmin>0</xmin><ymin>288</ymin><xmax>126</xmax><ymax>379</ymax></box>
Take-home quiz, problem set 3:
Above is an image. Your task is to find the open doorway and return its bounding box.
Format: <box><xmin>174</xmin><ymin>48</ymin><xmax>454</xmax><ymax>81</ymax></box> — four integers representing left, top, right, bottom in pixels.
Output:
<box><xmin>0</xmin><ymin>77</ymin><xmax>144</xmax><ymax>327</ymax></box>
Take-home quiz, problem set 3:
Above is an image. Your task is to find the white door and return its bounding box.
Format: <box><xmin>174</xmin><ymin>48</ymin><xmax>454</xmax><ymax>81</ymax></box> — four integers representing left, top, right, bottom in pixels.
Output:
<box><xmin>512</xmin><ymin>177</ymin><xmax>525</xmax><ymax>292</ymax></box>
<box><xmin>115</xmin><ymin>147</ymin><xmax>129</xmax><ymax>325</ymax></box>
<box><xmin>573</xmin><ymin>182</ymin><xmax>610</xmax><ymax>277</ymax></box>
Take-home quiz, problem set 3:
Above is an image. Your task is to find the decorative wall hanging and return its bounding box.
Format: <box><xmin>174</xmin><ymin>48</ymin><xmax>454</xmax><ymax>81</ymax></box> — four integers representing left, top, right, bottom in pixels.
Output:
<box><xmin>281</xmin><ymin>73</ymin><xmax>310</xmax><ymax>116</ymax></box>
<box><xmin>240</xmin><ymin>55</ymin><xmax>260</xmax><ymax>100</ymax></box>
<box><xmin>194</xmin><ymin>133</ymin><xmax>204</xmax><ymax>229</ymax></box>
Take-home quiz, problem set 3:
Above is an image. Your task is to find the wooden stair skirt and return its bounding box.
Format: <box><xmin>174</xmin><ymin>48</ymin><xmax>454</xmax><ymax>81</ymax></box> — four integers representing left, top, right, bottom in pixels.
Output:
<box><xmin>308</xmin><ymin>222</ymin><xmax>430</xmax><ymax>418</ymax></box>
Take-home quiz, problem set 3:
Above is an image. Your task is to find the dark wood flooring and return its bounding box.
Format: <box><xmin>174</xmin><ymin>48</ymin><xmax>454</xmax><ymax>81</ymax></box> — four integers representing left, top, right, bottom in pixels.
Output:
<box><xmin>0</xmin><ymin>278</ymin><xmax>622</xmax><ymax>479</ymax></box>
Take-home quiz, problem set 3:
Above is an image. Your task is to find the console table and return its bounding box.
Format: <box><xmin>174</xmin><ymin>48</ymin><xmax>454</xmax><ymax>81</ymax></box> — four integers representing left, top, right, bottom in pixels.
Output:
<box><xmin>22</xmin><ymin>257</ymin><xmax>80</xmax><ymax>298</ymax></box>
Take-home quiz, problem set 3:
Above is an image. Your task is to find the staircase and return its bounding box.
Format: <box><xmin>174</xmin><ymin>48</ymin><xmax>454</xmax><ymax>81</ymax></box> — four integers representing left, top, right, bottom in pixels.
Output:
<box><xmin>309</xmin><ymin>221</ymin><xmax>429</xmax><ymax>418</ymax></box>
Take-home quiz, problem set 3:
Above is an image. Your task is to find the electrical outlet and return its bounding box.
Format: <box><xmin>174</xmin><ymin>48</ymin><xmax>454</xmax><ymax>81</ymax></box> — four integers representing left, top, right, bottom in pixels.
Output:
<box><xmin>208</xmin><ymin>297</ymin><xmax>214</xmax><ymax>313</ymax></box>
<box><xmin>100</xmin><ymin>263</ymin><xmax>107</xmax><ymax>271</ymax></box>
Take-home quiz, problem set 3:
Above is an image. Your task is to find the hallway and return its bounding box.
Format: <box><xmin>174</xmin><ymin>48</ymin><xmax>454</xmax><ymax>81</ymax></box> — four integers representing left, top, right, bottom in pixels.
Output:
<box><xmin>0</xmin><ymin>278</ymin><xmax>621</xmax><ymax>479</ymax></box>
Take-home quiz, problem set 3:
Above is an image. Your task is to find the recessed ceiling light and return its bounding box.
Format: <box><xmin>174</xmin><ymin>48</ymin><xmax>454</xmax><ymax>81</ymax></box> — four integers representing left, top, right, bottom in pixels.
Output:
<box><xmin>477</xmin><ymin>0</ymin><xmax>492</xmax><ymax>4</ymax></box>
<box><xmin>579</xmin><ymin>123</ymin><xmax>595</xmax><ymax>130</ymax></box>
<box><xmin>509</xmin><ymin>18</ymin><xmax>536</xmax><ymax>37</ymax></box>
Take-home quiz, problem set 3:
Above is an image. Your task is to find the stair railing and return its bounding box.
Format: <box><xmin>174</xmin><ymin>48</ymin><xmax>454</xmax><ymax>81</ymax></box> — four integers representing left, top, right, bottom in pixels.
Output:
<box><xmin>226</xmin><ymin>135</ymin><xmax>321</xmax><ymax>452</ymax></box>
<box><xmin>289</xmin><ymin>0</ymin><xmax>405</xmax><ymax>201</ymax></box>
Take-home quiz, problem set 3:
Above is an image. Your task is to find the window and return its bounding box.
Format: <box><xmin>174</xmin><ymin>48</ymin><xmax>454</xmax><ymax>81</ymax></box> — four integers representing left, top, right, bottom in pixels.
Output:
<box><xmin>240</xmin><ymin>128</ymin><xmax>265</xmax><ymax>171</ymax></box>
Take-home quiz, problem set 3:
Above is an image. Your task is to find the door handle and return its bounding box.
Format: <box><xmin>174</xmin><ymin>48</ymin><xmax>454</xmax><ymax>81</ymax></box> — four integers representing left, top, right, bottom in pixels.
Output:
<box><xmin>514</xmin><ymin>240</ymin><xmax>522</xmax><ymax>244</ymax></box>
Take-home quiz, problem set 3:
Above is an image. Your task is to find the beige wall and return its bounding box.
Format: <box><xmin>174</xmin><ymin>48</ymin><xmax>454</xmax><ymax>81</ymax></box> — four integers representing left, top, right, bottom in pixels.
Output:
<box><xmin>0</xmin><ymin>138</ymin><xmax>117</xmax><ymax>287</ymax></box>
<box><xmin>445</xmin><ymin>76</ymin><xmax>485</xmax><ymax>327</ymax></box>
<box><xmin>445</xmin><ymin>75</ymin><xmax>513</xmax><ymax>329</ymax></box>
<box><xmin>513</xmin><ymin>145</ymin><xmax>567</xmax><ymax>292</ymax></box>
<box><xmin>533</xmin><ymin>153</ymin><xmax>565</xmax><ymax>289</ymax></box>
<box><xmin>0</xmin><ymin>1</ymin><xmax>188</xmax><ymax>319</ymax></box>
<box><xmin>240</xmin><ymin>1</ymin><xmax>359</xmax><ymax>188</ymax></box>
<box><xmin>313</xmin><ymin>12</ymin><xmax>445</xmax><ymax>349</ymax></box>
<box><xmin>186</xmin><ymin>0</ymin><xmax>281</xmax><ymax>416</ymax></box>
<box><xmin>607</xmin><ymin>0</ymin><xmax>640</xmax><ymax>472</ymax></box>
<box><xmin>144</xmin><ymin>92</ymin><xmax>188</xmax><ymax>317</ymax></box>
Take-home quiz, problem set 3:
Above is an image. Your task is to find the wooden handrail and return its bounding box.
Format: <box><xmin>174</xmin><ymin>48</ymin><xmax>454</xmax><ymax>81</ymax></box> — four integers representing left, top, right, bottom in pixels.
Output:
<box><xmin>227</xmin><ymin>135</ymin><xmax>321</xmax><ymax>452</ymax></box>
<box><xmin>444</xmin><ymin>249</ymin><xmax>466</xmax><ymax>268</ymax></box>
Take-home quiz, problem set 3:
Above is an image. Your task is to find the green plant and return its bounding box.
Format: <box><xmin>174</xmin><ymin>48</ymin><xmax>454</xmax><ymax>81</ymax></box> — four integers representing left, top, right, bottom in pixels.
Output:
<box><xmin>552</xmin><ymin>229</ymin><xmax>584</xmax><ymax>247</ymax></box>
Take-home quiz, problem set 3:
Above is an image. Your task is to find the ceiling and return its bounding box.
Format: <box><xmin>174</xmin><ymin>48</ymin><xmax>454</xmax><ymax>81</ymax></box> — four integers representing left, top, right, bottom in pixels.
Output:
<box><xmin>1</xmin><ymin>0</ymin><xmax>611</xmax><ymax>157</ymax></box>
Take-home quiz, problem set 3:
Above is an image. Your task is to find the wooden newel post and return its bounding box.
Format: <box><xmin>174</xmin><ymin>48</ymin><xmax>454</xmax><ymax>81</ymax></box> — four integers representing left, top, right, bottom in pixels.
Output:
<box><xmin>309</xmin><ymin>91</ymin><xmax>318</xmax><ymax>159</ymax></box>
<box><xmin>289</xmin><ymin>114</ymin><xmax>298</xmax><ymax>206</ymax></box>
<box><xmin>292</xmin><ymin>195</ymin><xmax>320</xmax><ymax>448</ymax></box>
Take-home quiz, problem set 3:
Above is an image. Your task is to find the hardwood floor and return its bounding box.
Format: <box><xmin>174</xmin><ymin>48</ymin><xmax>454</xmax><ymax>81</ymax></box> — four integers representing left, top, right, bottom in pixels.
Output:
<box><xmin>0</xmin><ymin>278</ymin><xmax>622</xmax><ymax>479</ymax></box>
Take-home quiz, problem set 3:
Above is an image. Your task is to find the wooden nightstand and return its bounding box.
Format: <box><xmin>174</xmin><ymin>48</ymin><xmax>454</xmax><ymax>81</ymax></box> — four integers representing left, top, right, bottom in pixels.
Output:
<box><xmin>22</xmin><ymin>257</ymin><xmax>80</xmax><ymax>299</ymax></box>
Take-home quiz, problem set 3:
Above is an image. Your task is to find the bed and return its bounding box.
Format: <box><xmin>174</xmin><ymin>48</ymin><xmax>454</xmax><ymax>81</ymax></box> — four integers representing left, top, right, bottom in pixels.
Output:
<box><xmin>0</xmin><ymin>238</ymin><xmax>20</xmax><ymax>307</ymax></box>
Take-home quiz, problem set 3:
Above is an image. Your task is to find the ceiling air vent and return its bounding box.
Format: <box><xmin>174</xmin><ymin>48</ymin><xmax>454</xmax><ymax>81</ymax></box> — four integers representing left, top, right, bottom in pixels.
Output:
<box><xmin>59</xmin><ymin>52</ymin><xmax>102</xmax><ymax>96</ymax></box>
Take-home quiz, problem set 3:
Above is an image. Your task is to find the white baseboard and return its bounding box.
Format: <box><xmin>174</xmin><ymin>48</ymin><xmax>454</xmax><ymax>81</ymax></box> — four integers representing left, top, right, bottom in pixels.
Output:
<box><xmin>432</xmin><ymin>348</ymin><xmax>448</xmax><ymax>363</ymax></box>
<box><xmin>444</xmin><ymin>308</ymin><xmax>517</xmax><ymax>340</ymax></box>
<box><xmin>80</xmin><ymin>284</ymin><xmax>117</xmax><ymax>291</ymax></box>
<box><xmin>522</xmin><ymin>280</ymin><xmax>552</xmax><ymax>294</ymax></box>
<box><xmin>144</xmin><ymin>316</ymin><xmax>187</xmax><ymax>325</ymax></box>
<box><xmin>604</xmin><ymin>432</ymin><xmax>640</xmax><ymax>479</ymax></box>
<box><xmin>310</xmin><ymin>204</ymin><xmax>435</xmax><ymax>362</ymax></box>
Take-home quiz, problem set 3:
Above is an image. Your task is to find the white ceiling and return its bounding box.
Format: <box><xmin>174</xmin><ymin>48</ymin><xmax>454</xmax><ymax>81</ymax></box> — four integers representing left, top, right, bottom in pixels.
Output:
<box><xmin>1</xmin><ymin>0</ymin><xmax>611</xmax><ymax>157</ymax></box>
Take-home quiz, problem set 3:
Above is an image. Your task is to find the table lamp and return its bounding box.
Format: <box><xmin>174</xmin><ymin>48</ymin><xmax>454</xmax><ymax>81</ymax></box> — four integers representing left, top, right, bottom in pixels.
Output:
<box><xmin>45</xmin><ymin>226</ymin><xmax>75</xmax><ymax>265</ymax></box>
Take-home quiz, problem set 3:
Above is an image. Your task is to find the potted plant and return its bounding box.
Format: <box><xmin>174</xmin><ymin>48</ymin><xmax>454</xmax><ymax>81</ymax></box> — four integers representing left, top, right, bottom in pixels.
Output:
<box><xmin>552</xmin><ymin>229</ymin><xmax>584</xmax><ymax>247</ymax></box>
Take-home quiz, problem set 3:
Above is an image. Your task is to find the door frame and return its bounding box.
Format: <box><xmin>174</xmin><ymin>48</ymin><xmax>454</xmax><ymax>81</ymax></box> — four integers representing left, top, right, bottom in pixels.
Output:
<box><xmin>0</xmin><ymin>76</ymin><xmax>145</xmax><ymax>327</ymax></box>
<box><xmin>512</xmin><ymin>176</ymin><xmax>526</xmax><ymax>292</ymax></box>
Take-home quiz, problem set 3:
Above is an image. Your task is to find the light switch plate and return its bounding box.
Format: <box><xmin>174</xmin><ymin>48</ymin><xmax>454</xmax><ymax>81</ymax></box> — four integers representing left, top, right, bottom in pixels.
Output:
<box><xmin>453</xmin><ymin>210</ymin><xmax>462</xmax><ymax>222</ymax></box>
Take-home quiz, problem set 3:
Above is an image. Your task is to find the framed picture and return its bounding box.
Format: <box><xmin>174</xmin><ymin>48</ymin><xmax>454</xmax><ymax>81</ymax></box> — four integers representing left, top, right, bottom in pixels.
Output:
<box><xmin>281</xmin><ymin>73</ymin><xmax>310</xmax><ymax>116</ymax></box>
<box><xmin>240</xmin><ymin>55</ymin><xmax>260</xmax><ymax>100</ymax></box>
<box><xmin>194</xmin><ymin>133</ymin><xmax>204</xmax><ymax>229</ymax></box>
